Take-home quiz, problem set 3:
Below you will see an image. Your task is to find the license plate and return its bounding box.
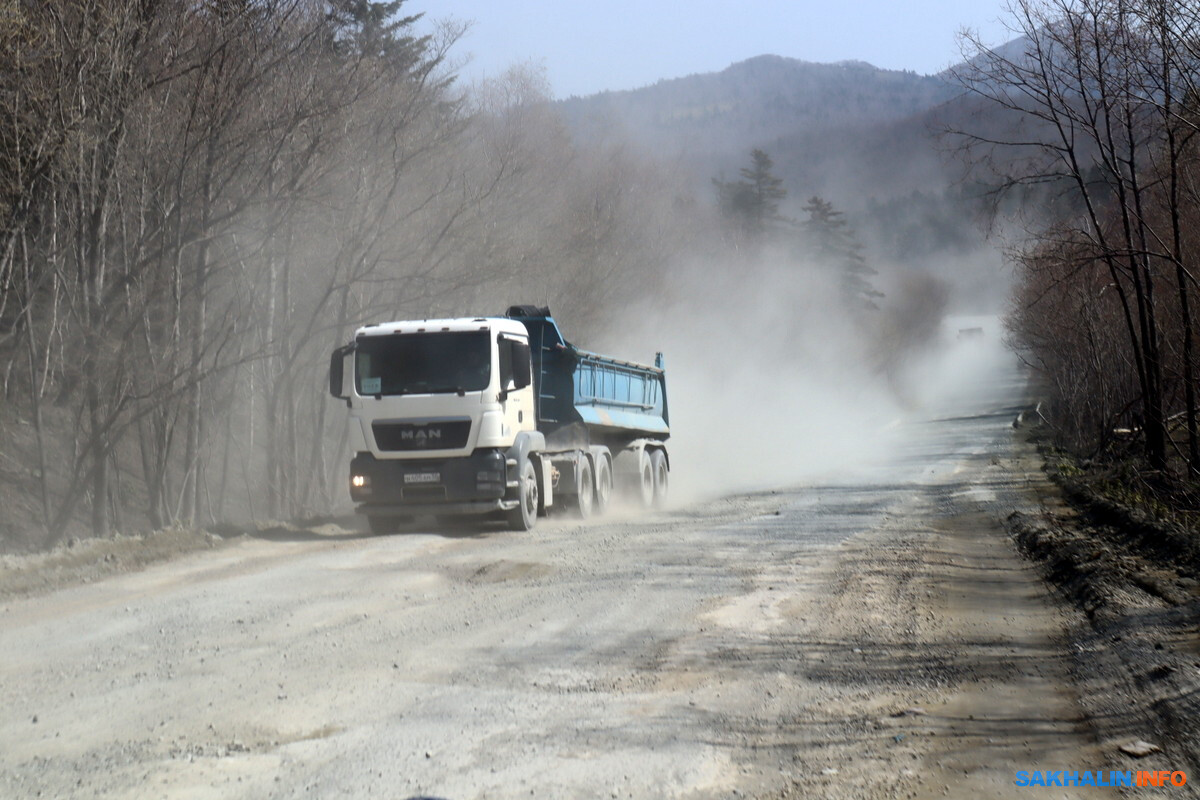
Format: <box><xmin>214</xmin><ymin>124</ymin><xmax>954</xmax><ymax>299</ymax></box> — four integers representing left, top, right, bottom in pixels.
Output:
<box><xmin>404</xmin><ymin>472</ymin><xmax>440</xmax><ymax>484</ymax></box>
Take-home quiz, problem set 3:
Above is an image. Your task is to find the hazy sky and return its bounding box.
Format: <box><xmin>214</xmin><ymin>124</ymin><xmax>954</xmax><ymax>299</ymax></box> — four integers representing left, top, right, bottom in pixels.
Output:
<box><xmin>411</xmin><ymin>1</ymin><xmax>1014</xmax><ymax>98</ymax></box>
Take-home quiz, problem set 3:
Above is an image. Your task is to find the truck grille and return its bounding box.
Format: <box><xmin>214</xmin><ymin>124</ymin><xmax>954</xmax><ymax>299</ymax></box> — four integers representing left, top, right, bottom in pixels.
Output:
<box><xmin>372</xmin><ymin>420</ymin><xmax>470</xmax><ymax>451</ymax></box>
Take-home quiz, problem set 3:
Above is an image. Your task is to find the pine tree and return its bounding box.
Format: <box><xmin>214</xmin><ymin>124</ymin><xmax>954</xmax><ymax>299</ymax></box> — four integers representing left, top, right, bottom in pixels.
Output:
<box><xmin>802</xmin><ymin>196</ymin><xmax>883</xmax><ymax>312</ymax></box>
<box><xmin>325</xmin><ymin>0</ymin><xmax>430</xmax><ymax>67</ymax></box>
<box><xmin>713</xmin><ymin>148</ymin><xmax>786</xmax><ymax>238</ymax></box>
<box><xmin>739</xmin><ymin>148</ymin><xmax>786</xmax><ymax>226</ymax></box>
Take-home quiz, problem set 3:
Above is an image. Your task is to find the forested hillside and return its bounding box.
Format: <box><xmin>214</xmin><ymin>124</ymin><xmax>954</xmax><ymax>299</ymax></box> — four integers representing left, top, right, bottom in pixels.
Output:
<box><xmin>0</xmin><ymin>0</ymin><xmax>705</xmax><ymax>548</ymax></box>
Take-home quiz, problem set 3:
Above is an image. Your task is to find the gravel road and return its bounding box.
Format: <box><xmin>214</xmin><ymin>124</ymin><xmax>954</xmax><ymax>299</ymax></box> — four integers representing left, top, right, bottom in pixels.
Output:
<box><xmin>0</xmin><ymin>336</ymin><xmax>1145</xmax><ymax>799</ymax></box>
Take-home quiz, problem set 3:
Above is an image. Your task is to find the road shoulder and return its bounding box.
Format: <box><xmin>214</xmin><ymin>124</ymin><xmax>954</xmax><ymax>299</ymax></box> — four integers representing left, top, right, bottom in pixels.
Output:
<box><xmin>766</xmin><ymin>433</ymin><xmax>1139</xmax><ymax>799</ymax></box>
<box><xmin>1004</xmin><ymin>425</ymin><xmax>1200</xmax><ymax>795</ymax></box>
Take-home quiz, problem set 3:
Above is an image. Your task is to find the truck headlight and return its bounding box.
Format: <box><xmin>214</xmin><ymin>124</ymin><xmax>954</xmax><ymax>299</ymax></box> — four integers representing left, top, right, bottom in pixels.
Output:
<box><xmin>476</xmin><ymin>463</ymin><xmax>504</xmax><ymax>494</ymax></box>
<box><xmin>351</xmin><ymin>474</ymin><xmax>368</xmax><ymax>488</ymax></box>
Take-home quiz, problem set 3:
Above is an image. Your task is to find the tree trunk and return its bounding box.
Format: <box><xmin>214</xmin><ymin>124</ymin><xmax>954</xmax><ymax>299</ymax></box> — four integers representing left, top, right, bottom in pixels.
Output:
<box><xmin>181</xmin><ymin>141</ymin><xmax>215</xmax><ymax>524</ymax></box>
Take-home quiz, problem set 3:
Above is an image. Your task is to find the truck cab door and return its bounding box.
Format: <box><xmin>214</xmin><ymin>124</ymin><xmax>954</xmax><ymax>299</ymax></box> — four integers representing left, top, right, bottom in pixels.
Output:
<box><xmin>499</xmin><ymin>336</ymin><xmax>535</xmax><ymax>433</ymax></box>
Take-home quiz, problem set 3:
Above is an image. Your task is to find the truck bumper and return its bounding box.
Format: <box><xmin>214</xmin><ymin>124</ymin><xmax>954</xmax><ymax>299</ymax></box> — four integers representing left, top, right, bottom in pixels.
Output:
<box><xmin>349</xmin><ymin>449</ymin><xmax>511</xmax><ymax>516</ymax></box>
<box><xmin>355</xmin><ymin>500</ymin><xmax>517</xmax><ymax>518</ymax></box>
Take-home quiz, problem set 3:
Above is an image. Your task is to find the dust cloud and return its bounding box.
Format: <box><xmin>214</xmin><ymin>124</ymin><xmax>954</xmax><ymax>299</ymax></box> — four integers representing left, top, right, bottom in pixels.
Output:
<box><xmin>596</xmin><ymin>254</ymin><xmax>1018</xmax><ymax>504</ymax></box>
<box><xmin>902</xmin><ymin>314</ymin><xmax>1021</xmax><ymax>418</ymax></box>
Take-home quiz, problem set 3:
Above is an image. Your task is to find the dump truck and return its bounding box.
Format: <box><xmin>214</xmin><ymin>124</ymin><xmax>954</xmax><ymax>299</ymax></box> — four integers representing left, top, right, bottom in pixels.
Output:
<box><xmin>328</xmin><ymin>306</ymin><xmax>670</xmax><ymax>533</ymax></box>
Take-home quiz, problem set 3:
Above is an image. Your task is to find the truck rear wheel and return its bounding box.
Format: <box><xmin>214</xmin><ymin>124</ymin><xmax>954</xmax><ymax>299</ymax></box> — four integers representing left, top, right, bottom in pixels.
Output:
<box><xmin>594</xmin><ymin>456</ymin><xmax>612</xmax><ymax>515</ymax></box>
<box><xmin>573</xmin><ymin>457</ymin><xmax>595</xmax><ymax>519</ymax></box>
<box><xmin>636</xmin><ymin>452</ymin><xmax>655</xmax><ymax>508</ymax></box>
<box><xmin>506</xmin><ymin>458</ymin><xmax>538</xmax><ymax>531</ymax></box>
<box><xmin>650</xmin><ymin>449</ymin><xmax>668</xmax><ymax>507</ymax></box>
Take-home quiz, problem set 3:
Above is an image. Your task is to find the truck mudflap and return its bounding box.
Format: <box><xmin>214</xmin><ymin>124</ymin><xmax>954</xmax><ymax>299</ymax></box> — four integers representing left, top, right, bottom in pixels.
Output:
<box><xmin>349</xmin><ymin>449</ymin><xmax>508</xmax><ymax>510</ymax></box>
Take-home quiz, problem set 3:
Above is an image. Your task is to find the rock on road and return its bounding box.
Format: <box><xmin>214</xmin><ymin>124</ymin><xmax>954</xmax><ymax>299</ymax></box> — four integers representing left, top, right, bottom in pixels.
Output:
<box><xmin>1</xmin><ymin>335</ymin><xmax>1122</xmax><ymax>800</ymax></box>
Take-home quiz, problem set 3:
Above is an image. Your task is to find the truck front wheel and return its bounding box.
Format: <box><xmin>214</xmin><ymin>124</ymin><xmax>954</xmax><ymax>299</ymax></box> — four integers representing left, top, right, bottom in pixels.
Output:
<box><xmin>506</xmin><ymin>458</ymin><xmax>538</xmax><ymax>531</ymax></box>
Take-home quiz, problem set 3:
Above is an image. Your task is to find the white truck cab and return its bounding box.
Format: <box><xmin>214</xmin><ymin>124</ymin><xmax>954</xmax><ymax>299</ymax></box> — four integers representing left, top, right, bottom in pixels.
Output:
<box><xmin>330</xmin><ymin>317</ymin><xmax>545</xmax><ymax>532</ymax></box>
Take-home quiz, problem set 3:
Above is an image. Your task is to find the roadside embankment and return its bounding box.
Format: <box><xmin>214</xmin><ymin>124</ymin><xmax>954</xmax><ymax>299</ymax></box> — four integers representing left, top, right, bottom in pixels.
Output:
<box><xmin>1004</xmin><ymin>422</ymin><xmax>1200</xmax><ymax>790</ymax></box>
<box><xmin>0</xmin><ymin>518</ymin><xmax>355</xmax><ymax>601</ymax></box>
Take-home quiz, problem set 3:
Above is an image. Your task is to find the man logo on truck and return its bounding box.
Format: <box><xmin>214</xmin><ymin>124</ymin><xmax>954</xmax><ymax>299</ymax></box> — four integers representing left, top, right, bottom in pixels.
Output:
<box><xmin>401</xmin><ymin>428</ymin><xmax>441</xmax><ymax>441</ymax></box>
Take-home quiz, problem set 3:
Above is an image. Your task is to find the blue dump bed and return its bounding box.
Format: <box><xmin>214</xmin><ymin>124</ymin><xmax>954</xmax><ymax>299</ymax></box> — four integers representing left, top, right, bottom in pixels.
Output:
<box><xmin>506</xmin><ymin>307</ymin><xmax>669</xmax><ymax>440</ymax></box>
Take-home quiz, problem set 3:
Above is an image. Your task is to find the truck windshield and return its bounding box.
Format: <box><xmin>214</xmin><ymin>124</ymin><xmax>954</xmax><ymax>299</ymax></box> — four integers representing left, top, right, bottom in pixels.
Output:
<box><xmin>355</xmin><ymin>331</ymin><xmax>491</xmax><ymax>396</ymax></box>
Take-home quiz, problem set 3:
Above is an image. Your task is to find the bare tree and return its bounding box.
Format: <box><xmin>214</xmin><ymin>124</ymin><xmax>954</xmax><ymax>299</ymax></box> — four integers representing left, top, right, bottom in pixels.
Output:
<box><xmin>0</xmin><ymin>1</ymin><xmax>701</xmax><ymax>547</ymax></box>
<box><xmin>955</xmin><ymin>0</ymin><xmax>1200</xmax><ymax>472</ymax></box>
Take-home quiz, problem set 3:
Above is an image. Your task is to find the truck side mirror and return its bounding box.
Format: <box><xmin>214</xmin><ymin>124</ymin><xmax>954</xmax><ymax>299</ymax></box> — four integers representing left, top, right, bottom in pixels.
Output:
<box><xmin>513</xmin><ymin>342</ymin><xmax>532</xmax><ymax>389</ymax></box>
<box><xmin>329</xmin><ymin>346</ymin><xmax>350</xmax><ymax>398</ymax></box>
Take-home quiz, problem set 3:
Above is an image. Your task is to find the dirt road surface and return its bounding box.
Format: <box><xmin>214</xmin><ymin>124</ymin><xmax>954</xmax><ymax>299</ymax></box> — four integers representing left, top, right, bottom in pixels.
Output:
<box><xmin>0</xmin><ymin>338</ymin><xmax>1162</xmax><ymax>799</ymax></box>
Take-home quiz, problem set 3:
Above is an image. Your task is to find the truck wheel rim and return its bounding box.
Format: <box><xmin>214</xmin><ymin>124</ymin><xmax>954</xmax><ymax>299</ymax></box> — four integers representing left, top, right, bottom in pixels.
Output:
<box><xmin>524</xmin><ymin>467</ymin><xmax>538</xmax><ymax>517</ymax></box>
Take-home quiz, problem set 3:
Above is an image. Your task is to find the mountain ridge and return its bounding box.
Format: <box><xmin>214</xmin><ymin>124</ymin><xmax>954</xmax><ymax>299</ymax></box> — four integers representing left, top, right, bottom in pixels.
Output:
<box><xmin>557</xmin><ymin>53</ymin><xmax>965</xmax><ymax>212</ymax></box>
<box><xmin>565</xmin><ymin>54</ymin><xmax>943</xmax><ymax>101</ymax></box>
<box><xmin>556</xmin><ymin>50</ymin><xmax>1011</xmax><ymax>301</ymax></box>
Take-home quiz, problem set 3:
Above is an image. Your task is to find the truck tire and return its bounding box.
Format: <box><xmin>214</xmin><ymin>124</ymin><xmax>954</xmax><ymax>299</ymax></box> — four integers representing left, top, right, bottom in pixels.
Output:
<box><xmin>650</xmin><ymin>449</ymin><xmax>668</xmax><ymax>507</ymax></box>
<box><xmin>506</xmin><ymin>458</ymin><xmax>538</xmax><ymax>531</ymax></box>
<box><xmin>573</xmin><ymin>457</ymin><xmax>595</xmax><ymax>519</ymax></box>
<box><xmin>636</xmin><ymin>451</ymin><xmax>655</xmax><ymax>508</ymax></box>
<box><xmin>367</xmin><ymin>515</ymin><xmax>408</xmax><ymax>535</ymax></box>
<box><xmin>594</xmin><ymin>455</ymin><xmax>612</xmax><ymax>516</ymax></box>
